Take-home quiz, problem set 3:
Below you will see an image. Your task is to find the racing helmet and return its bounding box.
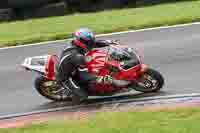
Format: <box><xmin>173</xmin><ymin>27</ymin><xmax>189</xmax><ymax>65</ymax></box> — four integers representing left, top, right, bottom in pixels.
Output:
<box><xmin>72</xmin><ymin>28</ymin><xmax>96</xmax><ymax>50</ymax></box>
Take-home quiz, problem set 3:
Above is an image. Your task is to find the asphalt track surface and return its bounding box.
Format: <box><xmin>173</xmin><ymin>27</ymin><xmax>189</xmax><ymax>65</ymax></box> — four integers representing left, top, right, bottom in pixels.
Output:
<box><xmin>0</xmin><ymin>24</ymin><xmax>200</xmax><ymax>116</ymax></box>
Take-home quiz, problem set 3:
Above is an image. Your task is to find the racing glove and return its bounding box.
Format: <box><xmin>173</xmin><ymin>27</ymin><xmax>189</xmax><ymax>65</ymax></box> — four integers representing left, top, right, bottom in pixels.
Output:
<box><xmin>106</xmin><ymin>40</ymin><xmax>120</xmax><ymax>45</ymax></box>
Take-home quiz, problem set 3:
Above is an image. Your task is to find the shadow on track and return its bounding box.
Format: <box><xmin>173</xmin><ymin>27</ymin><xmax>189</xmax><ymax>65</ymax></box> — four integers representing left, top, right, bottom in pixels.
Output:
<box><xmin>33</xmin><ymin>91</ymin><xmax>166</xmax><ymax>111</ymax></box>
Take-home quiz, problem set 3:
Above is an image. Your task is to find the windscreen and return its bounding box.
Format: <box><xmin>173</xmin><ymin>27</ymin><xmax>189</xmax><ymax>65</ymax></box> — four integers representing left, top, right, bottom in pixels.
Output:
<box><xmin>108</xmin><ymin>46</ymin><xmax>140</xmax><ymax>70</ymax></box>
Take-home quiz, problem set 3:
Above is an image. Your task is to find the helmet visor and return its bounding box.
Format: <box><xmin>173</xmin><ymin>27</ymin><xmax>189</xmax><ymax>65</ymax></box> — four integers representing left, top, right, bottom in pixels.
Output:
<box><xmin>80</xmin><ymin>37</ymin><xmax>95</xmax><ymax>49</ymax></box>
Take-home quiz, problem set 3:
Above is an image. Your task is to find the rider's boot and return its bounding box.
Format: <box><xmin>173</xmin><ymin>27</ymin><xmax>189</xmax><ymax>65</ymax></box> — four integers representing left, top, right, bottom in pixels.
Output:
<box><xmin>55</xmin><ymin>67</ymin><xmax>87</xmax><ymax>103</ymax></box>
<box><xmin>66</xmin><ymin>78</ymin><xmax>88</xmax><ymax>104</ymax></box>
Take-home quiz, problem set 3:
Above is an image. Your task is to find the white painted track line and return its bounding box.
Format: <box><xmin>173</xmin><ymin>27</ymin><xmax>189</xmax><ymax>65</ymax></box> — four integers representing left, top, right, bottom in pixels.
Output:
<box><xmin>0</xmin><ymin>22</ymin><xmax>200</xmax><ymax>50</ymax></box>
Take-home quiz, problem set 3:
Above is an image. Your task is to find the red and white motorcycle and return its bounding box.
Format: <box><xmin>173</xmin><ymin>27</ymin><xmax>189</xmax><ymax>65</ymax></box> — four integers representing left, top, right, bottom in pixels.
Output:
<box><xmin>21</xmin><ymin>43</ymin><xmax>164</xmax><ymax>101</ymax></box>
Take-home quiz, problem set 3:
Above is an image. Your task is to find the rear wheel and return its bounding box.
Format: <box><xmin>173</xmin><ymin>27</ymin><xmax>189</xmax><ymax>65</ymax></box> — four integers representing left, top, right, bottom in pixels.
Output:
<box><xmin>34</xmin><ymin>75</ymin><xmax>72</xmax><ymax>101</ymax></box>
<box><xmin>132</xmin><ymin>68</ymin><xmax>164</xmax><ymax>93</ymax></box>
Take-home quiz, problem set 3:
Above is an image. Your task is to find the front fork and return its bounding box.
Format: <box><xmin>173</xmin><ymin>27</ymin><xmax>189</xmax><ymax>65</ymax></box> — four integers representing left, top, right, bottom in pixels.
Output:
<box><xmin>128</xmin><ymin>64</ymin><xmax>148</xmax><ymax>87</ymax></box>
<box><xmin>140</xmin><ymin>64</ymin><xmax>148</xmax><ymax>73</ymax></box>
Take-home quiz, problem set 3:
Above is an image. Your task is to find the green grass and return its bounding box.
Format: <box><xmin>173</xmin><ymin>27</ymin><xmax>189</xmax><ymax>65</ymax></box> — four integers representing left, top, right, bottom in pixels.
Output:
<box><xmin>2</xmin><ymin>108</ymin><xmax>200</xmax><ymax>133</ymax></box>
<box><xmin>1</xmin><ymin>0</ymin><xmax>200</xmax><ymax>47</ymax></box>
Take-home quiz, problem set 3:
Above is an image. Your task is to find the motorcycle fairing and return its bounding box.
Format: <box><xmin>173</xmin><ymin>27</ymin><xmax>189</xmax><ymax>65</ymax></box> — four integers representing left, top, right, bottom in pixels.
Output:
<box><xmin>21</xmin><ymin>54</ymin><xmax>58</xmax><ymax>80</ymax></box>
<box><xmin>21</xmin><ymin>55</ymin><xmax>48</xmax><ymax>73</ymax></box>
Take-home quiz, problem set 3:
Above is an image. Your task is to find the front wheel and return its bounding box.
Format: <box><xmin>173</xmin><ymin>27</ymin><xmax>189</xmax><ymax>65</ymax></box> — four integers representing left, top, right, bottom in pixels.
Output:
<box><xmin>132</xmin><ymin>68</ymin><xmax>164</xmax><ymax>93</ymax></box>
<box><xmin>34</xmin><ymin>75</ymin><xmax>72</xmax><ymax>101</ymax></box>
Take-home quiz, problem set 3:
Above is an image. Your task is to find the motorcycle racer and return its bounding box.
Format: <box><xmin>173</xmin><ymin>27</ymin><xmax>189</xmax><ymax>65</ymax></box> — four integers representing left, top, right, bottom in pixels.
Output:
<box><xmin>56</xmin><ymin>28</ymin><xmax>118</xmax><ymax>102</ymax></box>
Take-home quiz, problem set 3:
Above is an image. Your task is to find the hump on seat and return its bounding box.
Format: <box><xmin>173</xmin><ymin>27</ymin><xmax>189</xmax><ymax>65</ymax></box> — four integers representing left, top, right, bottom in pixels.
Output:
<box><xmin>45</xmin><ymin>55</ymin><xmax>59</xmax><ymax>80</ymax></box>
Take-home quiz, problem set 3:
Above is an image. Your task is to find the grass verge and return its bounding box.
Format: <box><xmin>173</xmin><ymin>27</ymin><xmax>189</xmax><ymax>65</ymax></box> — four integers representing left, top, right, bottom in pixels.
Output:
<box><xmin>1</xmin><ymin>107</ymin><xmax>200</xmax><ymax>133</ymax></box>
<box><xmin>1</xmin><ymin>0</ymin><xmax>200</xmax><ymax>47</ymax></box>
